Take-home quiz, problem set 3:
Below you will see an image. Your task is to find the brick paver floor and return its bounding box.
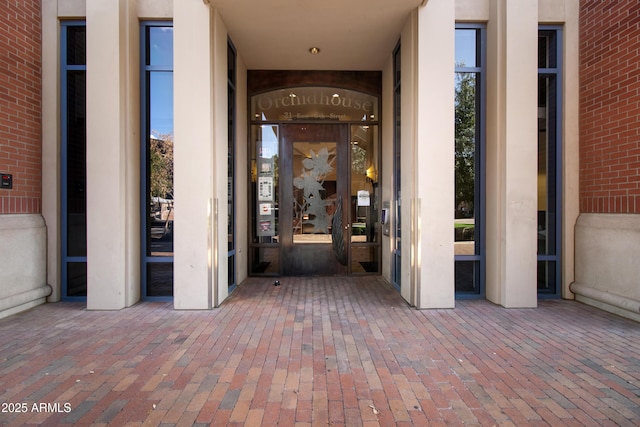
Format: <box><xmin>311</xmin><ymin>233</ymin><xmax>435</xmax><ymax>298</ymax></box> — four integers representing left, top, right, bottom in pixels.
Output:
<box><xmin>1</xmin><ymin>276</ymin><xmax>639</xmax><ymax>426</ymax></box>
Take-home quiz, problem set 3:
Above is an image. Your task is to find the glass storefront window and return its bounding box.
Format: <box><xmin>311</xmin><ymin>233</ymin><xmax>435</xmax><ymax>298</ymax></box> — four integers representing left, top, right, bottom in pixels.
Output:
<box><xmin>350</xmin><ymin>125</ymin><xmax>379</xmax><ymax>244</ymax></box>
<box><xmin>454</xmin><ymin>26</ymin><xmax>484</xmax><ymax>296</ymax></box>
<box><xmin>142</xmin><ymin>23</ymin><xmax>173</xmax><ymax>298</ymax></box>
<box><xmin>228</xmin><ymin>39</ymin><xmax>237</xmax><ymax>290</ymax></box>
<box><xmin>392</xmin><ymin>42</ymin><xmax>401</xmax><ymax>290</ymax></box>
<box><xmin>251</xmin><ymin>125</ymin><xmax>280</xmax><ymax>245</ymax></box>
<box><xmin>537</xmin><ymin>29</ymin><xmax>562</xmax><ymax>297</ymax></box>
<box><xmin>455</xmin><ymin>29</ymin><xmax>480</xmax><ymax>68</ymax></box>
<box><xmin>61</xmin><ymin>22</ymin><xmax>87</xmax><ymax>299</ymax></box>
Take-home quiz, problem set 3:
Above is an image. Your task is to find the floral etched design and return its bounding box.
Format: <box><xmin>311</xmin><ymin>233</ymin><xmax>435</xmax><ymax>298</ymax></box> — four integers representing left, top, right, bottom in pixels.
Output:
<box><xmin>293</xmin><ymin>147</ymin><xmax>335</xmax><ymax>234</ymax></box>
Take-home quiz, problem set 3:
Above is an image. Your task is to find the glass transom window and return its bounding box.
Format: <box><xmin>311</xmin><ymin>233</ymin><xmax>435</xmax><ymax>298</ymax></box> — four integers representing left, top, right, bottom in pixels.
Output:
<box><xmin>251</xmin><ymin>87</ymin><xmax>378</xmax><ymax>122</ymax></box>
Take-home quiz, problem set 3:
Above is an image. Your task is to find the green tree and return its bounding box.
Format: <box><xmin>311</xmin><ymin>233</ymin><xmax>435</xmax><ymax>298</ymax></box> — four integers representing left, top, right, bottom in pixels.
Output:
<box><xmin>454</xmin><ymin>71</ymin><xmax>476</xmax><ymax>215</ymax></box>
<box><xmin>149</xmin><ymin>132</ymin><xmax>174</xmax><ymax>200</ymax></box>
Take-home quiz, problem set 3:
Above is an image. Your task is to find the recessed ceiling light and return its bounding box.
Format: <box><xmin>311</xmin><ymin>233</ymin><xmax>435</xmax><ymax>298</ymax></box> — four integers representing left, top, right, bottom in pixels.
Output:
<box><xmin>309</xmin><ymin>47</ymin><xmax>320</xmax><ymax>55</ymax></box>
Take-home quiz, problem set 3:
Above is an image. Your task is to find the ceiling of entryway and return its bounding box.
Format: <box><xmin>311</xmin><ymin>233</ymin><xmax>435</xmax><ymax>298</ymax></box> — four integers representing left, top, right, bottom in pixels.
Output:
<box><xmin>209</xmin><ymin>0</ymin><xmax>423</xmax><ymax>70</ymax></box>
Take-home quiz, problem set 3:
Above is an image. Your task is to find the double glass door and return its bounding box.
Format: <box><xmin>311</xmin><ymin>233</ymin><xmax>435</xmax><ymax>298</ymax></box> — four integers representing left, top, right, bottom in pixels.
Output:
<box><xmin>249</xmin><ymin>83</ymin><xmax>381</xmax><ymax>277</ymax></box>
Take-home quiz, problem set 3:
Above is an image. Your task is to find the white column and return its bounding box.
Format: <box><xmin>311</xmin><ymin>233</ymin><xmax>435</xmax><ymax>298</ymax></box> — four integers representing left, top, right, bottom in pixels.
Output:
<box><xmin>486</xmin><ymin>0</ymin><xmax>538</xmax><ymax>307</ymax></box>
<box><xmin>86</xmin><ymin>0</ymin><xmax>140</xmax><ymax>310</ymax></box>
<box><xmin>212</xmin><ymin>10</ymin><xmax>230</xmax><ymax>306</ymax></box>
<box><xmin>415</xmin><ymin>0</ymin><xmax>455</xmax><ymax>309</ymax></box>
<box><xmin>399</xmin><ymin>11</ymin><xmax>417</xmax><ymax>306</ymax></box>
<box><xmin>173</xmin><ymin>1</ymin><xmax>221</xmax><ymax>309</ymax></box>
<box><xmin>42</xmin><ymin>0</ymin><xmax>60</xmax><ymax>302</ymax></box>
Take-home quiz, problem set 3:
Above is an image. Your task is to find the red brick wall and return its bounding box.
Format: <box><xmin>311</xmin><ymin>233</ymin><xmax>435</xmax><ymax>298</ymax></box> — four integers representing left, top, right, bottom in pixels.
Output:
<box><xmin>580</xmin><ymin>1</ymin><xmax>640</xmax><ymax>214</ymax></box>
<box><xmin>0</xmin><ymin>0</ymin><xmax>41</xmax><ymax>214</ymax></box>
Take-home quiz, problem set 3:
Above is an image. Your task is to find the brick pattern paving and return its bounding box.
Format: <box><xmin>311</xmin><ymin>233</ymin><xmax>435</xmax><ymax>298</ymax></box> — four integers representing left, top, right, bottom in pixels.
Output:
<box><xmin>1</xmin><ymin>276</ymin><xmax>639</xmax><ymax>426</ymax></box>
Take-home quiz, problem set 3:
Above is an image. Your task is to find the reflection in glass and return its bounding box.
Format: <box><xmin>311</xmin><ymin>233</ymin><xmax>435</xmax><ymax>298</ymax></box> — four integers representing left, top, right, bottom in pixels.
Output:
<box><xmin>292</xmin><ymin>142</ymin><xmax>336</xmax><ymax>244</ymax></box>
<box><xmin>538</xmin><ymin>75</ymin><xmax>557</xmax><ymax>257</ymax></box>
<box><xmin>252</xmin><ymin>125</ymin><xmax>279</xmax><ymax>244</ymax></box>
<box><xmin>537</xmin><ymin>30</ymin><xmax>560</xmax><ymax>295</ymax></box>
<box><xmin>455</xmin><ymin>29</ymin><xmax>479</xmax><ymax>68</ymax></box>
<box><xmin>454</xmin><ymin>72</ymin><xmax>478</xmax><ymax>254</ymax></box>
<box><xmin>148</xmin><ymin>27</ymin><xmax>173</xmax><ymax>67</ymax></box>
<box><xmin>393</xmin><ymin>43</ymin><xmax>402</xmax><ymax>289</ymax></box>
<box><xmin>143</xmin><ymin>23</ymin><xmax>173</xmax><ymax>298</ymax></box>
<box><xmin>454</xmin><ymin>27</ymin><xmax>483</xmax><ymax>295</ymax></box>
<box><xmin>147</xmin><ymin>72</ymin><xmax>174</xmax><ymax>257</ymax></box>
<box><xmin>350</xmin><ymin>125</ymin><xmax>379</xmax><ymax>244</ymax></box>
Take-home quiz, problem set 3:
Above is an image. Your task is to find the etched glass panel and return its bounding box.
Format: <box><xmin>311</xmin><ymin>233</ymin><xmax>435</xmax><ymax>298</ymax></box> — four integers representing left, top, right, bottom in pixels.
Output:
<box><xmin>292</xmin><ymin>142</ymin><xmax>337</xmax><ymax>244</ymax></box>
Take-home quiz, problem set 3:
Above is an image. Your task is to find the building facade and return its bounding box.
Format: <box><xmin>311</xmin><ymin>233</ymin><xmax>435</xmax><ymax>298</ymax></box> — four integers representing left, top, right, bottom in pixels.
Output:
<box><xmin>0</xmin><ymin>0</ymin><xmax>637</xmax><ymax>321</ymax></box>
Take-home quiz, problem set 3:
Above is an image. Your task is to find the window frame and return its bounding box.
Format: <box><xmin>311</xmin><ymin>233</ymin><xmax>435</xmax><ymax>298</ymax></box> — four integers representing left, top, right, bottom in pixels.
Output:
<box><xmin>454</xmin><ymin>23</ymin><xmax>486</xmax><ymax>299</ymax></box>
<box><xmin>392</xmin><ymin>40</ymin><xmax>401</xmax><ymax>292</ymax></box>
<box><xmin>140</xmin><ymin>21</ymin><xmax>174</xmax><ymax>301</ymax></box>
<box><xmin>60</xmin><ymin>20</ymin><xmax>87</xmax><ymax>301</ymax></box>
<box><xmin>228</xmin><ymin>37</ymin><xmax>237</xmax><ymax>292</ymax></box>
<box><xmin>537</xmin><ymin>26</ymin><xmax>563</xmax><ymax>299</ymax></box>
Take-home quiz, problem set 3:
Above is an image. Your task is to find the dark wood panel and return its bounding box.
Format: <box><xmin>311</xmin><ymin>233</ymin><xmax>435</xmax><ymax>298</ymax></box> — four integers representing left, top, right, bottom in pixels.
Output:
<box><xmin>248</xmin><ymin>70</ymin><xmax>382</xmax><ymax>96</ymax></box>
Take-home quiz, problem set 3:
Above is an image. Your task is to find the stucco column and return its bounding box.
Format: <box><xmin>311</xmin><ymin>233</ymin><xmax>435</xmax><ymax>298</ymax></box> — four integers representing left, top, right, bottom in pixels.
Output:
<box><xmin>41</xmin><ymin>0</ymin><xmax>60</xmax><ymax>302</ymax></box>
<box><xmin>486</xmin><ymin>0</ymin><xmax>538</xmax><ymax>307</ymax></box>
<box><xmin>173</xmin><ymin>1</ymin><xmax>221</xmax><ymax>309</ymax></box>
<box><xmin>415</xmin><ymin>0</ymin><xmax>455</xmax><ymax>309</ymax></box>
<box><xmin>86</xmin><ymin>0</ymin><xmax>140</xmax><ymax>310</ymax></box>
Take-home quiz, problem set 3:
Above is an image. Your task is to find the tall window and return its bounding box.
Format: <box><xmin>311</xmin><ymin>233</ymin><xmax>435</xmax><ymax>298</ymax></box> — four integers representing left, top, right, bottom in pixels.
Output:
<box><xmin>454</xmin><ymin>25</ymin><xmax>485</xmax><ymax>296</ymax></box>
<box><xmin>61</xmin><ymin>22</ymin><xmax>87</xmax><ymax>299</ymax></box>
<box><xmin>392</xmin><ymin>41</ymin><xmax>401</xmax><ymax>291</ymax></box>
<box><xmin>538</xmin><ymin>28</ymin><xmax>562</xmax><ymax>297</ymax></box>
<box><xmin>228</xmin><ymin>39</ymin><xmax>237</xmax><ymax>291</ymax></box>
<box><xmin>141</xmin><ymin>23</ymin><xmax>174</xmax><ymax>299</ymax></box>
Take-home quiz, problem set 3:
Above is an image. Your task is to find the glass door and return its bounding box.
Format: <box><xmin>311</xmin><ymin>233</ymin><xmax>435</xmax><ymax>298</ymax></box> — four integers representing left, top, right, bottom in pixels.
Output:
<box><xmin>280</xmin><ymin>124</ymin><xmax>349</xmax><ymax>275</ymax></box>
